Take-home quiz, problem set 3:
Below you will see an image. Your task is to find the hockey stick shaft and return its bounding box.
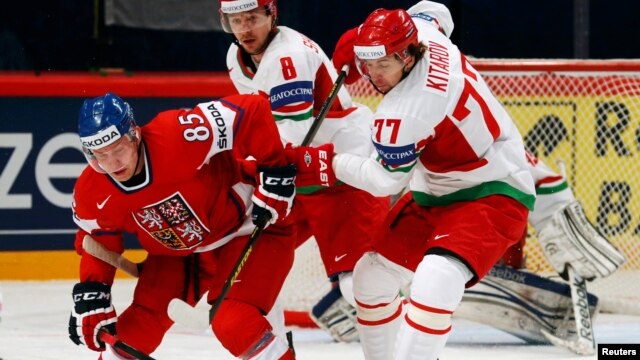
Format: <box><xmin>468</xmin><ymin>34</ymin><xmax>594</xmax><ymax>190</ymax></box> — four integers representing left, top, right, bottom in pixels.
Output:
<box><xmin>82</xmin><ymin>235</ymin><xmax>139</xmax><ymax>277</ymax></box>
<box><xmin>301</xmin><ymin>64</ymin><xmax>349</xmax><ymax>146</ymax></box>
<box><xmin>556</xmin><ymin>159</ymin><xmax>595</xmax><ymax>355</ymax></box>
<box><xmin>98</xmin><ymin>330</ymin><xmax>156</xmax><ymax>360</ymax></box>
<box><xmin>207</xmin><ymin>65</ymin><xmax>350</xmax><ymax>323</ymax></box>
<box><xmin>567</xmin><ymin>265</ymin><xmax>595</xmax><ymax>354</ymax></box>
<box><xmin>208</xmin><ymin>217</ymin><xmax>268</xmax><ymax>322</ymax></box>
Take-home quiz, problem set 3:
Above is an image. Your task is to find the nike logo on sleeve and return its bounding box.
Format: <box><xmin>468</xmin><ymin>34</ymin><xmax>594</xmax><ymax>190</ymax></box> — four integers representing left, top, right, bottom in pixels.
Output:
<box><xmin>335</xmin><ymin>254</ymin><xmax>347</xmax><ymax>262</ymax></box>
<box><xmin>97</xmin><ymin>195</ymin><xmax>112</xmax><ymax>209</ymax></box>
<box><xmin>434</xmin><ymin>234</ymin><xmax>449</xmax><ymax>240</ymax></box>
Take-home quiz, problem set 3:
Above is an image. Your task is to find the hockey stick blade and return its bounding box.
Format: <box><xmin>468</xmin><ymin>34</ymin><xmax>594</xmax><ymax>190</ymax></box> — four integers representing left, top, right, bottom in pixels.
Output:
<box><xmin>82</xmin><ymin>235</ymin><xmax>139</xmax><ymax>277</ymax></box>
<box><xmin>98</xmin><ymin>330</ymin><xmax>156</xmax><ymax>360</ymax></box>
<box><xmin>168</xmin><ymin>297</ymin><xmax>210</xmax><ymax>331</ymax></box>
<box><xmin>540</xmin><ymin>329</ymin><xmax>595</xmax><ymax>356</ymax></box>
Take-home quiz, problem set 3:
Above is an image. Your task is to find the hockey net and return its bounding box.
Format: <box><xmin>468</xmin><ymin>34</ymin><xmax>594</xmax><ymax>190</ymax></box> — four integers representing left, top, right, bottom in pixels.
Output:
<box><xmin>280</xmin><ymin>59</ymin><xmax>640</xmax><ymax>325</ymax></box>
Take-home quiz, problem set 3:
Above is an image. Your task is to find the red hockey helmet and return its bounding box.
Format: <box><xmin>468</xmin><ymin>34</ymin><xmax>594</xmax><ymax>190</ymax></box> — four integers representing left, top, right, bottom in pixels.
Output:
<box><xmin>219</xmin><ymin>0</ymin><xmax>277</xmax><ymax>33</ymax></box>
<box><xmin>353</xmin><ymin>8</ymin><xmax>418</xmax><ymax>76</ymax></box>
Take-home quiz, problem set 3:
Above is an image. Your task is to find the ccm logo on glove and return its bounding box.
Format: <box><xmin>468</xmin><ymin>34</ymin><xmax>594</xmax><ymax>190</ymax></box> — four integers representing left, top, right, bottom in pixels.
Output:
<box><xmin>264</xmin><ymin>176</ymin><xmax>295</xmax><ymax>186</ymax></box>
<box><xmin>73</xmin><ymin>291</ymin><xmax>111</xmax><ymax>302</ymax></box>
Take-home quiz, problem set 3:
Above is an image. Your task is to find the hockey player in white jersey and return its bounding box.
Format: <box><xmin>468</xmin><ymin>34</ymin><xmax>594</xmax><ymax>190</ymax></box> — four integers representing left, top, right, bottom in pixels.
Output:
<box><xmin>219</xmin><ymin>0</ymin><xmax>390</xmax><ymax>342</ymax></box>
<box><xmin>285</xmin><ymin>4</ymin><xmax>538</xmax><ymax>359</ymax></box>
<box><xmin>316</xmin><ymin>1</ymin><xmax>624</xmax><ymax>358</ymax></box>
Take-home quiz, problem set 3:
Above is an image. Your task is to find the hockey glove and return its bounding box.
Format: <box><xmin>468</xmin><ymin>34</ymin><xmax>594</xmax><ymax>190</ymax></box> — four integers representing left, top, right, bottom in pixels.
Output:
<box><xmin>68</xmin><ymin>281</ymin><xmax>117</xmax><ymax>352</ymax></box>
<box><xmin>252</xmin><ymin>164</ymin><xmax>297</xmax><ymax>225</ymax></box>
<box><xmin>332</xmin><ymin>27</ymin><xmax>361</xmax><ymax>85</ymax></box>
<box><xmin>537</xmin><ymin>201</ymin><xmax>626</xmax><ymax>281</ymax></box>
<box><xmin>285</xmin><ymin>143</ymin><xmax>337</xmax><ymax>188</ymax></box>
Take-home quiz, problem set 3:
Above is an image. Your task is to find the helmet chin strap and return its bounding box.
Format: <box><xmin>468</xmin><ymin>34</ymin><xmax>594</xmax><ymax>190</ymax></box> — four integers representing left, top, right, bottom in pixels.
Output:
<box><xmin>132</xmin><ymin>139</ymin><xmax>145</xmax><ymax>176</ymax></box>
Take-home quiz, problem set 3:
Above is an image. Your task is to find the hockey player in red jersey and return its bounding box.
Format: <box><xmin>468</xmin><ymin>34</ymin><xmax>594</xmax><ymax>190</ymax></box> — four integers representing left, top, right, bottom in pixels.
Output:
<box><xmin>219</xmin><ymin>0</ymin><xmax>389</xmax><ymax>342</ymax></box>
<box><xmin>68</xmin><ymin>93</ymin><xmax>297</xmax><ymax>359</ymax></box>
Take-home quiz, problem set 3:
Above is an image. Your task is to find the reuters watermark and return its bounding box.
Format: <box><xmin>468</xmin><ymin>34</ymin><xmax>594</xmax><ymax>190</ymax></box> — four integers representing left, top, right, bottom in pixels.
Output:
<box><xmin>598</xmin><ymin>344</ymin><xmax>639</xmax><ymax>358</ymax></box>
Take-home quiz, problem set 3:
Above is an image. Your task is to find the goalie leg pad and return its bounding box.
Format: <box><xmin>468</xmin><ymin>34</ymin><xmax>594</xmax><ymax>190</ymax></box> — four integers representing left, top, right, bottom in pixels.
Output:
<box><xmin>537</xmin><ymin>201</ymin><xmax>626</xmax><ymax>280</ymax></box>
<box><xmin>456</xmin><ymin>265</ymin><xmax>599</xmax><ymax>344</ymax></box>
<box><xmin>310</xmin><ymin>285</ymin><xmax>359</xmax><ymax>343</ymax></box>
<box><xmin>212</xmin><ymin>299</ymin><xmax>292</xmax><ymax>359</ymax></box>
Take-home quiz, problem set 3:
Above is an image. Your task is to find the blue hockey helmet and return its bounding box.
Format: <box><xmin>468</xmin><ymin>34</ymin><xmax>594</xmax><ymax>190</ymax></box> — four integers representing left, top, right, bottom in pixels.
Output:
<box><xmin>78</xmin><ymin>93</ymin><xmax>137</xmax><ymax>172</ymax></box>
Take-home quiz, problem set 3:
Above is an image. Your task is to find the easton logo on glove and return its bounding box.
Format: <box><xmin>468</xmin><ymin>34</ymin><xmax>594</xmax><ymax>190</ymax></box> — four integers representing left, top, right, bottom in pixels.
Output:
<box><xmin>286</xmin><ymin>144</ymin><xmax>336</xmax><ymax>188</ymax></box>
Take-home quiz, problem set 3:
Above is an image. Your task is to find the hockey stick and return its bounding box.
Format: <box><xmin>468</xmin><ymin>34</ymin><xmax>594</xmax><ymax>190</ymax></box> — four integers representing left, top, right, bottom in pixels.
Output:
<box><xmin>98</xmin><ymin>330</ymin><xmax>156</xmax><ymax>360</ymax></box>
<box><xmin>82</xmin><ymin>235</ymin><xmax>139</xmax><ymax>277</ymax></box>
<box><xmin>540</xmin><ymin>160</ymin><xmax>595</xmax><ymax>355</ymax></box>
<box><xmin>302</xmin><ymin>64</ymin><xmax>350</xmax><ymax>146</ymax></box>
<box><xmin>207</xmin><ymin>216</ymin><xmax>269</xmax><ymax>322</ymax></box>
<box><xmin>168</xmin><ymin>65</ymin><xmax>352</xmax><ymax>330</ymax></box>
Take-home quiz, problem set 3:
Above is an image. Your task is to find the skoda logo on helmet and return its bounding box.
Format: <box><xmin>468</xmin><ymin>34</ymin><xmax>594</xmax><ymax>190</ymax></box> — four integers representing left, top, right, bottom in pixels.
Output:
<box><xmin>80</xmin><ymin>125</ymin><xmax>122</xmax><ymax>150</ymax></box>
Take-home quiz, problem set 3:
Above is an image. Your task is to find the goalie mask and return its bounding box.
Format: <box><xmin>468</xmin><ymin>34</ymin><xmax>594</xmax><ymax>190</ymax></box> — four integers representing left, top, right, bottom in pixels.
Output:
<box><xmin>353</xmin><ymin>8</ymin><xmax>418</xmax><ymax>80</ymax></box>
<box><xmin>78</xmin><ymin>92</ymin><xmax>138</xmax><ymax>173</ymax></box>
<box><xmin>219</xmin><ymin>0</ymin><xmax>277</xmax><ymax>34</ymax></box>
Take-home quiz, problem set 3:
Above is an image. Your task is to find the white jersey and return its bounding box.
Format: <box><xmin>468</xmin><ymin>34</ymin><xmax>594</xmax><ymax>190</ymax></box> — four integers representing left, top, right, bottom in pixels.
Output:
<box><xmin>226</xmin><ymin>26</ymin><xmax>374</xmax><ymax>158</ymax></box>
<box><xmin>525</xmin><ymin>152</ymin><xmax>576</xmax><ymax>229</ymax></box>
<box><xmin>334</xmin><ymin>18</ymin><xmax>535</xmax><ymax>209</ymax></box>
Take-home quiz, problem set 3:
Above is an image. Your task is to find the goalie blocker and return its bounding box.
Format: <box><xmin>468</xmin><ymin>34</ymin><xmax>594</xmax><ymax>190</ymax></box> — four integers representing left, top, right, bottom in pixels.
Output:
<box><xmin>537</xmin><ymin>201</ymin><xmax>625</xmax><ymax>281</ymax></box>
<box><xmin>455</xmin><ymin>264</ymin><xmax>599</xmax><ymax>344</ymax></box>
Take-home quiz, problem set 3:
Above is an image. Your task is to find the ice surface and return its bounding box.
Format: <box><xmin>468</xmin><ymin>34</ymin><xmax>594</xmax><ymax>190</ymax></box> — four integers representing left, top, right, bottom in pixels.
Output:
<box><xmin>0</xmin><ymin>280</ymin><xmax>638</xmax><ymax>359</ymax></box>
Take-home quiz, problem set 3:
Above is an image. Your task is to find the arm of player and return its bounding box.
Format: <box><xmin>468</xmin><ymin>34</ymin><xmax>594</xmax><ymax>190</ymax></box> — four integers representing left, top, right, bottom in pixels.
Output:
<box><xmin>333</xmin><ymin>151</ymin><xmax>412</xmax><ymax>197</ymax></box>
<box><xmin>407</xmin><ymin>0</ymin><xmax>455</xmax><ymax>38</ymax></box>
<box><xmin>73</xmin><ymin>230</ymin><xmax>123</xmax><ymax>284</ymax></box>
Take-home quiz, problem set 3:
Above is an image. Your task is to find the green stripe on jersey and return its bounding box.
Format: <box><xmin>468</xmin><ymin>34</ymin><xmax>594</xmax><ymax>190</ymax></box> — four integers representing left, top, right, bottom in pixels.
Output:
<box><xmin>273</xmin><ymin>109</ymin><xmax>313</xmax><ymax>122</ymax></box>
<box><xmin>536</xmin><ymin>181</ymin><xmax>568</xmax><ymax>195</ymax></box>
<box><xmin>411</xmin><ymin>181</ymin><xmax>535</xmax><ymax>210</ymax></box>
<box><xmin>297</xmin><ymin>181</ymin><xmax>345</xmax><ymax>195</ymax></box>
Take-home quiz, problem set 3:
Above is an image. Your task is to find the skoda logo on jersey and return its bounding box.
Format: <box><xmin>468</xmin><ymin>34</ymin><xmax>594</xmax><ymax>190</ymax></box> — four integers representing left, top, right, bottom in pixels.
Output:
<box><xmin>269</xmin><ymin>81</ymin><xmax>314</xmax><ymax>110</ymax></box>
<box><xmin>354</xmin><ymin>45</ymin><xmax>387</xmax><ymax>60</ymax></box>
<box><xmin>374</xmin><ymin>142</ymin><xmax>417</xmax><ymax>167</ymax></box>
<box><xmin>80</xmin><ymin>125</ymin><xmax>122</xmax><ymax>150</ymax></box>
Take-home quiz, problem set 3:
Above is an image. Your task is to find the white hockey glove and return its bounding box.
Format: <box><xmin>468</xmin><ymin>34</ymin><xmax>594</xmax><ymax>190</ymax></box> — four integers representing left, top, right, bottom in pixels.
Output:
<box><xmin>537</xmin><ymin>201</ymin><xmax>626</xmax><ymax>281</ymax></box>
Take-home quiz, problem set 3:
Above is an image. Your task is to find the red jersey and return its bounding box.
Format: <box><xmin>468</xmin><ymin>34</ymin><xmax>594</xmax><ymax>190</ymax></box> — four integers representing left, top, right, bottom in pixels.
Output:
<box><xmin>72</xmin><ymin>95</ymin><xmax>286</xmax><ymax>283</ymax></box>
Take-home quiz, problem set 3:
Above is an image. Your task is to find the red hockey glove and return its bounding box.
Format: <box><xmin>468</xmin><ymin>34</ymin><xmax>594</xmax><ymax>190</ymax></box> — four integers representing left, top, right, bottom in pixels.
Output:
<box><xmin>332</xmin><ymin>27</ymin><xmax>361</xmax><ymax>85</ymax></box>
<box><xmin>285</xmin><ymin>143</ymin><xmax>337</xmax><ymax>188</ymax></box>
<box><xmin>252</xmin><ymin>164</ymin><xmax>297</xmax><ymax>225</ymax></box>
<box><xmin>68</xmin><ymin>281</ymin><xmax>117</xmax><ymax>352</ymax></box>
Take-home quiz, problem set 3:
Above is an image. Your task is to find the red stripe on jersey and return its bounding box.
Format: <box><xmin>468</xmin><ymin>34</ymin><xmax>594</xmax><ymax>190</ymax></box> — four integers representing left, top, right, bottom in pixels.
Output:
<box><xmin>356</xmin><ymin>302</ymin><xmax>403</xmax><ymax>326</ymax></box>
<box><xmin>313</xmin><ymin>64</ymin><xmax>344</xmax><ymax>112</ymax></box>
<box><xmin>405</xmin><ymin>314</ymin><xmax>452</xmax><ymax>335</ymax></box>
<box><xmin>420</xmin><ymin>116</ymin><xmax>488</xmax><ymax>173</ymax></box>
<box><xmin>409</xmin><ymin>299</ymin><xmax>453</xmax><ymax>314</ymax></box>
<box><xmin>536</xmin><ymin>175</ymin><xmax>564</xmax><ymax>187</ymax></box>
